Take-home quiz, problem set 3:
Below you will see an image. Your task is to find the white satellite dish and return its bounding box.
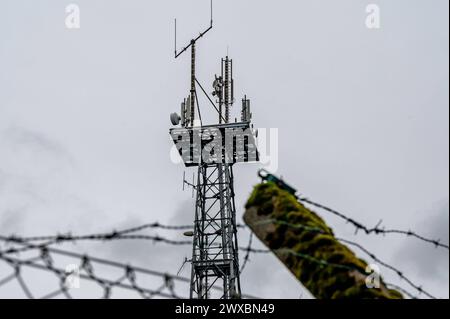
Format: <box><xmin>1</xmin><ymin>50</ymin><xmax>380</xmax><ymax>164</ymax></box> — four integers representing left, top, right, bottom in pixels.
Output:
<box><xmin>170</xmin><ymin>112</ymin><xmax>181</xmax><ymax>125</ymax></box>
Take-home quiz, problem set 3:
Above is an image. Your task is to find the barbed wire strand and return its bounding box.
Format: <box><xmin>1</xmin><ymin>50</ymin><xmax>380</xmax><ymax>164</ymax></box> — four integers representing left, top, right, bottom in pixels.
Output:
<box><xmin>240</xmin><ymin>232</ymin><xmax>254</xmax><ymax>274</ymax></box>
<box><xmin>0</xmin><ymin>219</ymin><xmax>438</xmax><ymax>299</ymax></box>
<box><xmin>335</xmin><ymin>237</ymin><xmax>435</xmax><ymax>299</ymax></box>
<box><xmin>253</xmin><ymin>218</ymin><xmax>437</xmax><ymax>299</ymax></box>
<box><xmin>0</xmin><ymin>230</ymin><xmax>269</xmax><ymax>256</ymax></box>
<box><xmin>298</xmin><ymin>197</ymin><xmax>448</xmax><ymax>250</ymax></box>
<box><xmin>4</xmin><ymin>222</ymin><xmax>192</xmax><ymax>244</ymax></box>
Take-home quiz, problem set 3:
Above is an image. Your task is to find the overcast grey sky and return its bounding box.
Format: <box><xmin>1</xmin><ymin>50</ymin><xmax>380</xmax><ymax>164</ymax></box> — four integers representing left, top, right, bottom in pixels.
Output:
<box><xmin>0</xmin><ymin>0</ymin><xmax>448</xmax><ymax>299</ymax></box>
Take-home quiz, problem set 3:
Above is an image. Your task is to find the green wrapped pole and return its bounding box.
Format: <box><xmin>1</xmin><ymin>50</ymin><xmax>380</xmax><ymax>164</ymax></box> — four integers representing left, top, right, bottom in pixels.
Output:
<box><xmin>244</xmin><ymin>181</ymin><xmax>403</xmax><ymax>299</ymax></box>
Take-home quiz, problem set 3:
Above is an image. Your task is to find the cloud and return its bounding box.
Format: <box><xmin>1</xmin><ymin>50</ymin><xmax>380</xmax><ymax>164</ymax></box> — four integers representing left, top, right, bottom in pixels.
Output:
<box><xmin>2</xmin><ymin>126</ymin><xmax>71</xmax><ymax>158</ymax></box>
<box><xmin>0</xmin><ymin>126</ymin><xmax>101</xmax><ymax>234</ymax></box>
<box><xmin>0</xmin><ymin>126</ymin><xmax>74</xmax><ymax>176</ymax></box>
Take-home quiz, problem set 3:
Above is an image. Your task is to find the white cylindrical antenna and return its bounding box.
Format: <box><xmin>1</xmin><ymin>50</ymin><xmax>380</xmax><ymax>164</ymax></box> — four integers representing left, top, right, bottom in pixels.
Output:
<box><xmin>181</xmin><ymin>99</ymin><xmax>186</xmax><ymax>127</ymax></box>
<box><xmin>224</xmin><ymin>57</ymin><xmax>230</xmax><ymax>123</ymax></box>
<box><xmin>186</xmin><ymin>96</ymin><xmax>191</xmax><ymax>126</ymax></box>
<box><xmin>241</xmin><ymin>95</ymin><xmax>251</xmax><ymax>122</ymax></box>
<box><xmin>247</xmin><ymin>98</ymin><xmax>251</xmax><ymax>121</ymax></box>
<box><xmin>231</xmin><ymin>59</ymin><xmax>234</xmax><ymax>104</ymax></box>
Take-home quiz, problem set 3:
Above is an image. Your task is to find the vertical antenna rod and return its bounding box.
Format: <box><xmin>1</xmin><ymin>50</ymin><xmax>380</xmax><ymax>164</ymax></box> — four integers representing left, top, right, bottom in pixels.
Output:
<box><xmin>174</xmin><ymin>0</ymin><xmax>213</xmax><ymax>127</ymax></box>
<box><xmin>224</xmin><ymin>57</ymin><xmax>229</xmax><ymax>123</ymax></box>
<box><xmin>190</xmin><ymin>41</ymin><xmax>196</xmax><ymax>126</ymax></box>
<box><xmin>222</xmin><ymin>57</ymin><xmax>233</xmax><ymax>123</ymax></box>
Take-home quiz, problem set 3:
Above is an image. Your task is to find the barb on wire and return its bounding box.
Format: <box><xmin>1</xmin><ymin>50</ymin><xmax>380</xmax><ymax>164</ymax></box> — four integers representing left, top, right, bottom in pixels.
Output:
<box><xmin>298</xmin><ymin>197</ymin><xmax>449</xmax><ymax>250</ymax></box>
<box><xmin>239</xmin><ymin>247</ymin><xmax>270</xmax><ymax>254</ymax></box>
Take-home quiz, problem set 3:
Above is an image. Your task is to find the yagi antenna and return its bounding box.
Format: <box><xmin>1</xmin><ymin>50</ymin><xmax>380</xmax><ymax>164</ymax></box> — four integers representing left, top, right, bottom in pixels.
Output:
<box><xmin>173</xmin><ymin>0</ymin><xmax>214</xmax><ymax>128</ymax></box>
<box><xmin>174</xmin><ymin>0</ymin><xmax>213</xmax><ymax>59</ymax></box>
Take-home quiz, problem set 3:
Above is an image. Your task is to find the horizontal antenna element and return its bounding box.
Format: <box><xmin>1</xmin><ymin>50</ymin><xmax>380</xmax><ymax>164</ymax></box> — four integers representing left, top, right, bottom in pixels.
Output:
<box><xmin>174</xmin><ymin>0</ymin><xmax>213</xmax><ymax>59</ymax></box>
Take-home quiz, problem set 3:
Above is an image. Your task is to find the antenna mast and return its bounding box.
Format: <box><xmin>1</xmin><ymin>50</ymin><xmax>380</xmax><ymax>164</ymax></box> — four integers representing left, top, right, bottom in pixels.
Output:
<box><xmin>175</xmin><ymin>0</ymin><xmax>213</xmax><ymax>127</ymax></box>
<box><xmin>169</xmin><ymin>0</ymin><xmax>259</xmax><ymax>300</ymax></box>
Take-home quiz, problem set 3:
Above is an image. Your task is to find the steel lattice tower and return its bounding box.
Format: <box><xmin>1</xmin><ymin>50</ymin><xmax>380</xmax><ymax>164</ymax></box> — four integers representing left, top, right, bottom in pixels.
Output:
<box><xmin>190</xmin><ymin>163</ymin><xmax>240</xmax><ymax>298</ymax></box>
<box><xmin>170</xmin><ymin>1</ymin><xmax>258</xmax><ymax>299</ymax></box>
